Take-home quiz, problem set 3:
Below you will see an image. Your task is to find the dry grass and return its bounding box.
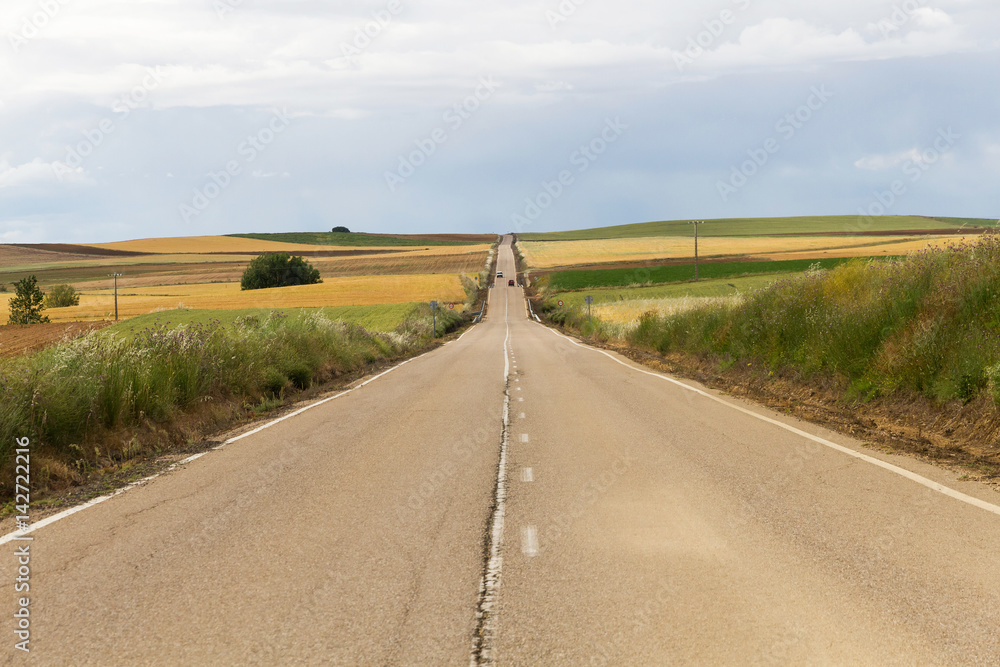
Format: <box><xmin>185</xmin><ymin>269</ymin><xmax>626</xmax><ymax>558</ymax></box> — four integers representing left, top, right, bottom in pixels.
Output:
<box><xmin>520</xmin><ymin>235</ymin><xmax>976</xmax><ymax>269</ymax></box>
<box><xmin>759</xmin><ymin>237</ymin><xmax>980</xmax><ymax>261</ymax></box>
<box><xmin>593</xmin><ymin>296</ymin><xmax>743</xmax><ymax>329</ymax></box>
<box><xmin>26</xmin><ymin>275</ymin><xmax>469</xmax><ymax>322</ymax></box>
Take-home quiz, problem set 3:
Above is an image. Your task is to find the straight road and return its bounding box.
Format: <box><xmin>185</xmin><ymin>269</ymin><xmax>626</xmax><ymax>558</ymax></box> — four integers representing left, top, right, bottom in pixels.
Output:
<box><xmin>3</xmin><ymin>236</ymin><xmax>1000</xmax><ymax>665</ymax></box>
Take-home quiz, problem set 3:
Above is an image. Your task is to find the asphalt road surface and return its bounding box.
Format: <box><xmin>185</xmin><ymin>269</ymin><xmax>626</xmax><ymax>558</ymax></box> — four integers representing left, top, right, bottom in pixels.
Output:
<box><xmin>3</xmin><ymin>236</ymin><xmax>1000</xmax><ymax>665</ymax></box>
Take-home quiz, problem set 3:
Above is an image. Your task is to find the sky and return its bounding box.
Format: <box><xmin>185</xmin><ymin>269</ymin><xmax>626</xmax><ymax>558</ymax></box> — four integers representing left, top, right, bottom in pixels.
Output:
<box><xmin>0</xmin><ymin>0</ymin><xmax>997</xmax><ymax>243</ymax></box>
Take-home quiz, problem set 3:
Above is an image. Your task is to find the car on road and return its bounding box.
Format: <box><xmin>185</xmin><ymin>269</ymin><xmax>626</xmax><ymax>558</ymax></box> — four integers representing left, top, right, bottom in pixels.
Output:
<box><xmin>497</xmin><ymin>271</ymin><xmax>503</xmax><ymax>278</ymax></box>
<box><xmin>508</xmin><ymin>279</ymin><xmax>515</xmax><ymax>286</ymax></box>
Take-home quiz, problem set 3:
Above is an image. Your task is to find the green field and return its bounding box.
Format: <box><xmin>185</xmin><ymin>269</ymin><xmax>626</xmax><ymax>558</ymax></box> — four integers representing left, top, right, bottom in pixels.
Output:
<box><xmin>112</xmin><ymin>304</ymin><xmax>420</xmax><ymax>335</ymax></box>
<box><xmin>549</xmin><ymin>274</ymin><xmax>783</xmax><ymax>307</ymax></box>
<box><xmin>228</xmin><ymin>232</ymin><xmax>477</xmax><ymax>247</ymax></box>
<box><xmin>520</xmin><ymin>215</ymin><xmax>998</xmax><ymax>241</ymax></box>
<box><xmin>545</xmin><ymin>257</ymin><xmax>887</xmax><ymax>291</ymax></box>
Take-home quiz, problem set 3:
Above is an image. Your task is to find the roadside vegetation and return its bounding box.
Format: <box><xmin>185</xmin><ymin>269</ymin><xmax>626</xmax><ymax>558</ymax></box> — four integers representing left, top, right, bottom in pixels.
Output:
<box><xmin>550</xmin><ymin>235</ymin><xmax>1000</xmax><ymax>406</ymax></box>
<box><xmin>0</xmin><ymin>305</ymin><xmax>466</xmax><ymax>500</ymax></box>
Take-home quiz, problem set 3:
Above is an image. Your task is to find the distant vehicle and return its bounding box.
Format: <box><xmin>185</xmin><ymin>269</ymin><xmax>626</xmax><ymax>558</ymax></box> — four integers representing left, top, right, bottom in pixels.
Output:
<box><xmin>497</xmin><ymin>271</ymin><xmax>503</xmax><ymax>278</ymax></box>
<box><xmin>508</xmin><ymin>279</ymin><xmax>515</xmax><ymax>287</ymax></box>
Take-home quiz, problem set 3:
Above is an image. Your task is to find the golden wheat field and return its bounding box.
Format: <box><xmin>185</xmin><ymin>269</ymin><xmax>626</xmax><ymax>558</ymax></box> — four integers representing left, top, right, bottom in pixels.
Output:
<box><xmin>519</xmin><ymin>235</ymin><xmax>975</xmax><ymax>268</ymax></box>
<box><xmin>23</xmin><ymin>275</ymin><xmax>468</xmax><ymax>322</ymax></box>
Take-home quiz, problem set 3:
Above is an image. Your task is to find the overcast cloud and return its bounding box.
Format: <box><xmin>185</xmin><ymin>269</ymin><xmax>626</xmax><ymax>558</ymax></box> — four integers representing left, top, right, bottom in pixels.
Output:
<box><xmin>0</xmin><ymin>0</ymin><xmax>997</xmax><ymax>242</ymax></box>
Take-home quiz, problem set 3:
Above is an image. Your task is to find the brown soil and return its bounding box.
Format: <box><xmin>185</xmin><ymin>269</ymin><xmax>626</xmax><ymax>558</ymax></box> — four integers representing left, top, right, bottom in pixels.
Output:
<box><xmin>0</xmin><ymin>321</ymin><xmax>113</xmax><ymax>358</ymax></box>
<box><xmin>363</xmin><ymin>233</ymin><xmax>497</xmax><ymax>243</ymax></box>
<box><xmin>9</xmin><ymin>243</ymin><xmax>149</xmax><ymax>256</ymax></box>
<box><xmin>532</xmin><ymin>255</ymin><xmax>762</xmax><ymax>275</ymax></box>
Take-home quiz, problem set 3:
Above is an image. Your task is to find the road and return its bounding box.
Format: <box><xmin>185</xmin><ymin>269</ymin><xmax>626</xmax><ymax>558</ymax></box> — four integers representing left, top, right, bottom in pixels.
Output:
<box><xmin>4</xmin><ymin>235</ymin><xmax>1000</xmax><ymax>665</ymax></box>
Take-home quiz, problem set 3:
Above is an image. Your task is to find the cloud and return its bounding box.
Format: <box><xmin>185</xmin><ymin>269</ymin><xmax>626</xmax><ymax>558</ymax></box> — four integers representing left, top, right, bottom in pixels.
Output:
<box><xmin>854</xmin><ymin>149</ymin><xmax>923</xmax><ymax>171</ymax></box>
<box><xmin>0</xmin><ymin>156</ymin><xmax>89</xmax><ymax>188</ymax></box>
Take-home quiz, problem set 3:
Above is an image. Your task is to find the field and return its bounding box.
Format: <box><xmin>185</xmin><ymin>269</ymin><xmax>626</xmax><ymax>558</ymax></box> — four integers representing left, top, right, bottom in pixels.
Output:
<box><xmin>229</xmin><ymin>231</ymin><xmax>495</xmax><ymax>247</ymax></box>
<box><xmin>520</xmin><ymin>234</ymin><xmax>976</xmax><ymax>269</ymax></box>
<box><xmin>545</xmin><ymin>257</ymin><xmax>887</xmax><ymax>291</ymax></box>
<box><xmin>519</xmin><ymin>215</ymin><xmax>998</xmax><ymax>241</ymax></box>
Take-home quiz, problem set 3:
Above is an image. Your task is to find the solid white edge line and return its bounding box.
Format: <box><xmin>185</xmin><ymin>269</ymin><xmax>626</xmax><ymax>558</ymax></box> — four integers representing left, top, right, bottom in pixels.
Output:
<box><xmin>0</xmin><ymin>324</ymin><xmax>482</xmax><ymax>546</ymax></box>
<box><xmin>538</xmin><ymin>323</ymin><xmax>1000</xmax><ymax>519</ymax></box>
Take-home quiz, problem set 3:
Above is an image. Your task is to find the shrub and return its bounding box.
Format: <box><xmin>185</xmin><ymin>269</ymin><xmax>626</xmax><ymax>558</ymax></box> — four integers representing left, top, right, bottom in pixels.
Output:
<box><xmin>7</xmin><ymin>275</ymin><xmax>49</xmax><ymax>324</ymax></box>
<box><xmin>44</xmin><ymin>283</ymin><xmax>81</xmax><ymax>308</ymax></box>
<box><xmin>331</xmin><ymin>226</ymin><xmax>351</xmax><ymax>233</ymax></box>
<box><xmin>240</xmin><ymin>253</ymin><xmax>322</xmax><ymax>291</ymax></box>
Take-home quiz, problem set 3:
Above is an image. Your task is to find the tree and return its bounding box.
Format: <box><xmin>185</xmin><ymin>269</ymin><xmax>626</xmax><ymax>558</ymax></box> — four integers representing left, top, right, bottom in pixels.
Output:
<box><xmin>331</xmin><ymin>226</ymin><xmax>351</xmax><ymax>233</ymax></box>
<box><xmin>8</xmin><ymin>275</ymin><xmax>49</xmax><ymax>324</ymax></box>
<box><xmin>240</xmin><ymin>253</ymin><xmax>322</xmax><ymax>291</ymax></box>
<box><xmin>44</xmin><ymin>283</ymin><xmax>81</xmax><ymax>308</ymax></box>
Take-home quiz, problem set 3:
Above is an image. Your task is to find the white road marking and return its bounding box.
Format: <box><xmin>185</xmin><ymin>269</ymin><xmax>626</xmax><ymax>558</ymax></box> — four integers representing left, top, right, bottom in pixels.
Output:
<box><xmin>521</xmin><ymin>525</ymin><xmax>539</xmax><ymax>557</ymax></box>
<box><xmin>0</xmin><ymin>325</ymin><xmax>484</xmax><ymax>546</ymax></box>
<box><xmin>516</xmin><ymin>387</ymin><xmax>521</xmax><ymax>391</ymax></box>
<box><xmin>521</xmin><ymin>467</ymin><xmax>534</xmax><ymax>482</ymax></box>
<box><xmin>520</xmin><ymin>434</ymin><xmax>530</xmax><ymax>443</ymax></box>
<box><xmin>539</xmin><ymin>325</ymin><xmax>1000</xmax><ymax>519</ymax></box>
<box><xmin>470</xmin><ymin>264</ymin><xmax>512</xmax><ymax>666</ymax></box>
<box><xmin>519</xmin><ymin>412</ymin><xmax>526</xmax><ymax>419</ymax></box>
<box><xmin>518</xmin><ymin>397</ymin><xmax>524</xmax><ymax>402</ymax></box>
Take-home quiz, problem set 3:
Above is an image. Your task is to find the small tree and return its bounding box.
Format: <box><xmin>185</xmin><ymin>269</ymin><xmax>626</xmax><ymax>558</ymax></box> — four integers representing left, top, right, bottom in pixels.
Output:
<box><xmin>240</xmin><ymin>253</ymin><xmax>322</xmax><ymax>291</ymax></box>
<box><xmin>8</xmin><ymin>275</ymin><xmax>49</xmax><ymax>324</ymax></box>
<box><xmin>44</xmin><ymin>283</ymin><xmax>81</xmax><ymax>308</ymax></box>
<box><xmin>331</xmin><ymin>226</ymin><xmax>351</xmax><ymax>233</ymax></box>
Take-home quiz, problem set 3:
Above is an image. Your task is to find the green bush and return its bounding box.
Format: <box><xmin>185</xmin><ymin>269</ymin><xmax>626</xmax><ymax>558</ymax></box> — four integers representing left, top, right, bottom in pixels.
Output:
<box><xmin>44</xmin><ymin>283</ymin><xmax>81</xmax><ymax>308</ymax></box>
<box><xmin>240</xmin><ymin>253</ymin><xmax>322</xmax><ymax>291</ymax></box>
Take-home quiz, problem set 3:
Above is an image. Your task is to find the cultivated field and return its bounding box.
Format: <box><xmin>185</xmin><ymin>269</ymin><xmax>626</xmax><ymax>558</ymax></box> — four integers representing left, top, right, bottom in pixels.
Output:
<box><xmin>2</xmin><ymin>232</ymin><xmax>492</xmax><ymax>343</ymax></box>
<box><xmin>520</xmin><ymin>234</ymin><xmax>976</xmax><ymax>269</ymax></box>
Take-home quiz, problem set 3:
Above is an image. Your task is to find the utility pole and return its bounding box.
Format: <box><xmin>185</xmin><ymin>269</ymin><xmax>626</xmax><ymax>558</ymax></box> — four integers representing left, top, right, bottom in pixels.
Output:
<box><xmin>108</xmin><ymin>273</ymin><xmax>123</xmax><ymax>321</ymax></box>
<box><xmin>688</xmin><ymin>221</ymin><xmax>705</xmax><ymax>281</ymax></box>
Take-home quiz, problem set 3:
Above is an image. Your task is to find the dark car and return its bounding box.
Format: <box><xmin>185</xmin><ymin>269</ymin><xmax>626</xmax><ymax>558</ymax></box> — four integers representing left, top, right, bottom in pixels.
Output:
<box><xmin>508</xmin><ymin>279</ymin><xmax>515</xmax><ymax>286</ymax></box>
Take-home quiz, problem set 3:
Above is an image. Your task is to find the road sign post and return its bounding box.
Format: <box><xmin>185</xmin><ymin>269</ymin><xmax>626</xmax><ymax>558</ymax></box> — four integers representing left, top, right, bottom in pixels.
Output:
<box><xmin>430</xmin><ymin>300</ymin><xmax>438</xmax><ymax>337</ymax></box>
<box><xmin>585</xmin><ymin>295</ymin><xmax>593</xmax><ymax>323</ymax></box>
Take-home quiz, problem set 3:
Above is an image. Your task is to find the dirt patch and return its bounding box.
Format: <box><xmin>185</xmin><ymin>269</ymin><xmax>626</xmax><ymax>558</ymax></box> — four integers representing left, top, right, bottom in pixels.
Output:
<box><xmin>0</xmin><ymin>321</ymin><xmax>113</xmax><ymax>358</ymax></box>
<box><xmin>555</xmin><ymin>331</ymin><xmax>1000</xmax><ymax>488</ymax></box>
<box><xmin>370</xmin><ymin>233</ymin><xmax>498</xmax><ymax>243</ymax></box>
<box><xmin>9</xmin><ymin>243</ymin><xmax>149</xmax><ymax>256</ymax></box>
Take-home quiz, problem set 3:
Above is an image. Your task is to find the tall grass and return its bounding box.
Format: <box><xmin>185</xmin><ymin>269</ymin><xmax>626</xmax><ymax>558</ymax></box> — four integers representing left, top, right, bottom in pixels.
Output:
<box><xmin>626</xmin><ymin>235</ymin><xmax>1000</xmax><ymax>403</ymax></box>
<box><xmin>0</xmin><ymin>308</ymin><xmax>465</xmax><ymax>481</ymax></box>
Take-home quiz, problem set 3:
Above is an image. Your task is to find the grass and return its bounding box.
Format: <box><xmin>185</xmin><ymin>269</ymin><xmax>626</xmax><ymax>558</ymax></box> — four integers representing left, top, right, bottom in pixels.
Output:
<box><xmin>548</xmin><ymin>274</ymin><xmax>781</xmax><ymax>307</ymax></box>
<box><xmin>617</xmin><ymin>235</ymin><xmax>1000</xmax><ymax>404</ymax></box>
<box><xmin>545</xmin><ymin>257</ymin><xmax>883</xmax><ymax>291</ymax></box>
<box><xmin>114</xmin><ymin>304</ymin><xmax>422</xmax><ymax>335</ymax></box>
<box><xmin>520</xmin><ymin>215</ymin><xmax>1000</xmax><ymax>241</ymax></box>
<box><xmin>229</xmin><ymin>232</ymin><xmax>474</xmax><ymax>247</ymax></box>
<box><xmin>0</xmin><ymin>305</ymin><xmax>466</xmax><ymax>499</ymax></box>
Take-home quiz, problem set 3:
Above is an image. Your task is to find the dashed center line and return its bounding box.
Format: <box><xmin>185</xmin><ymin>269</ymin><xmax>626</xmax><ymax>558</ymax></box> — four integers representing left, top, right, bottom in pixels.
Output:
<box><xmin>521</xmin><ymin>525</ymin><xmax>539</xmax><ymax>557</ymax></box>
<box><xmin>519</xmin><ymin>412</ymin><xmax>525</xmax><ymax>419</ymax></box>
<box><xmin>521</xmin><ymin>467</ymin><xmax>534</xmax><ymax>482</ymax></box>
<box><xmin>520</xmin><ymin>434</ymin><xmax>530</xmax><ymax>443</ymax></box>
